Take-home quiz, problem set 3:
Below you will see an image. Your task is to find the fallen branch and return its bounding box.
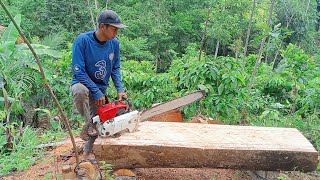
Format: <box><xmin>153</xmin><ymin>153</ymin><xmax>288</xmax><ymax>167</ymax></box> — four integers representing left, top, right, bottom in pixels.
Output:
<box><xmin>36</xmin><ymin>138</ymin><xmax>84</xmax><ymax>149</ymax></box>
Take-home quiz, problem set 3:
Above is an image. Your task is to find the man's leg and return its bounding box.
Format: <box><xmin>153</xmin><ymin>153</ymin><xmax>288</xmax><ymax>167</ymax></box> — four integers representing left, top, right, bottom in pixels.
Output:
<box><xmin>83</xmin><ymin>135</ymin><xmax>98</xmax><ymax>159</ymax></box>
<box><xmin>71</xmin><ymin>83</ymin><xmax>98</xmax><ymax>141</ymax></box>
<box><xmin>83</xmin><ymin>89</ymin><xmax>98</xmax><ymax>159</ymax></box>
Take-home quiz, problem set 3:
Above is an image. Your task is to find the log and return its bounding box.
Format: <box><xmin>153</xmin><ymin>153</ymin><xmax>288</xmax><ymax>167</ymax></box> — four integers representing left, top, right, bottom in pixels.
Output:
<box><xmin>147</xmin><ymin>109</ymin><xmax>183</xmax><ymax>122</ymax></box>
<box><xmin>93</xmin><ymin>122</ymin><xmax>318</xmax><ymax>172</ymax></box>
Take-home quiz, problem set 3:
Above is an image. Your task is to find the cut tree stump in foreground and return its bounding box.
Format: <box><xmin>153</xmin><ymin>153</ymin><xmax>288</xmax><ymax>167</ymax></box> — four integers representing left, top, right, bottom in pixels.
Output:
<box><xmin>93</xmin><ymin>122</ymin><xmax>318</xmax><ymax>172</ymax></box>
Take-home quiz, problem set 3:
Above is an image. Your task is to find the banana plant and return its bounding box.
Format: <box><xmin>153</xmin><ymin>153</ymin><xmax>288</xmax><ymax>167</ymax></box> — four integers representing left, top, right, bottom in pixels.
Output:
<box><xmin>0</xmin><ymin>14</ymin><xmax>62</xmax><ymax>124</ymax></box>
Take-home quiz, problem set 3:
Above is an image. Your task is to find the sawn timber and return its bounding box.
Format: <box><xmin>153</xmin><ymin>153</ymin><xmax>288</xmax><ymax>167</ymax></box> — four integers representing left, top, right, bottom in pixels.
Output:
<box><xmin>93</xmin><ymin>121</ymin><xmax>318</xmax><ymax>172</ymax></box>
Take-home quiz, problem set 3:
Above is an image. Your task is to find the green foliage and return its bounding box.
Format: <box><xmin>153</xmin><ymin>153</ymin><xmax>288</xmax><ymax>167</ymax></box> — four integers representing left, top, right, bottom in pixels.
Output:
<box><xmin>118</xmin><ymin>36</ymin><xmax>154</xmax><ymax>61</ymax></box>
<box><xmin>120</xmin><ymin>45</ymin><xmax>248</xmax><ymax>122</ymax></box>
<box><xmin>100</xmin><ymin>161</ymin><xmax>114</xmax><ymax>180</ymax></box>
<box><xmin>0</xmin><ymin>125</ymin><xmax>40</xmax><ymax>174</ymax></box>
<box><xmin>1</xmin><ymin>14</ymin><xmax>21</xmax><ymax>57</ymax></box>
<box><xmin>0</xmin><ymin>15</ymin><xmax>66</xmax><ymax>127</ymax></box>
<box><xmin>173</xmin><ymin>55</ymin><xmax>247</xmax><ymax>121</ymax></box>
<box><xmin>40</xmin><ymin>32</ymin><xmax>67</xmax><ymax>50</ymax></box>
<box><xmin>120</xmin><ymin>60</ymin><xmax>177</xmax><ymax>108</ymax></box>
<box><xmin>275</xmin><ymin>0</ymin><xmax>318</xmax><ymax>53</ymax></box>
<box><xmin>296</xmin><ymin>77</ymin><xmax>320</xmax><ymax>115</ymax></box>
<box><xmin>0</xmin><ymin>123</ymin><xmax>66</xmax><ymax>175</ymax></box>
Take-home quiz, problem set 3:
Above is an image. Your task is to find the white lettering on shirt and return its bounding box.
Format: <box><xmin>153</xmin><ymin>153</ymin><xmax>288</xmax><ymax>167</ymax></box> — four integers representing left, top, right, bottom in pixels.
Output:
<box><xmin>95</xmin><ymin>60</ymin><xmax>106</xmax><ymax>80</ymax></box>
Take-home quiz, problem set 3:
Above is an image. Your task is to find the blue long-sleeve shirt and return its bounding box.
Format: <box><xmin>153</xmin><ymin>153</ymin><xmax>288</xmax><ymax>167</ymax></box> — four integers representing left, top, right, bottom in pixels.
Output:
<box><xmin>71</xmin><ymin>31</ymin><xmax>124</xmax><ymax>100</ymax></box>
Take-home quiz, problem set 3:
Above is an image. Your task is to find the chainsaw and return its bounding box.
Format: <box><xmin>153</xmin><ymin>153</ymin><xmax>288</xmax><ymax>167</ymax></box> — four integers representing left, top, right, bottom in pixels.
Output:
<box><xmin>92</xmin><ymin>90</ymin><xmax>205</xmax><ymax>137</ymax></box>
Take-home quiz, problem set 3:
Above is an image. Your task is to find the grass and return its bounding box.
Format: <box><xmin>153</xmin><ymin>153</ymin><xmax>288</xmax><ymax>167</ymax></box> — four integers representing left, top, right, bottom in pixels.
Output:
<box><xmin>0</xmin><ymin>126</ymin><xmax>39</xmax><ymax>174</ymax></box>
<box><xmin>0</xmin><ymin>122</ymin><xmax>73</xmax><ymax>175</ymax></box>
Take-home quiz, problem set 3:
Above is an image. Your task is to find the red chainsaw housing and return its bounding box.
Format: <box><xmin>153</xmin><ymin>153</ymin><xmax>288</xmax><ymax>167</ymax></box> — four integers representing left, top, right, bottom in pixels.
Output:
<box><xmin>97</xmin><ymin>101</ymin><xmax>127</xmax><ymax>122</ymax></box>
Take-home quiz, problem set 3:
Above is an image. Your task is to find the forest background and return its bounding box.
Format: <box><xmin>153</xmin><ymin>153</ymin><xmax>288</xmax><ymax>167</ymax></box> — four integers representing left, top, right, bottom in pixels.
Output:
<box><xmin>0</xmin><ymin>0</ymin><xmax>319</xmax><ymax>175</ymax></box>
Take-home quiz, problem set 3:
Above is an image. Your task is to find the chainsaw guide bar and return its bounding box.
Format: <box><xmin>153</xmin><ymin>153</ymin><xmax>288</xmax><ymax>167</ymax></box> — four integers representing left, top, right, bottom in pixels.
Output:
<box><xmin>140</xmin><ymin>90</ymin><xmax>205</xmax><ymax>121</ymax></box>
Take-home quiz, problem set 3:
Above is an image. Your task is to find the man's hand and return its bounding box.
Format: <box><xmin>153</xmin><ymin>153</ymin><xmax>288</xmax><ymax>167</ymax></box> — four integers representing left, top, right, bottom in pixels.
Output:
<box><xmin>117</xmin><ymin>92</ymin><xmax>127</xmax><ymax>101</ymax></box>
<box><xmin>96</xmin><ymin>96</ymin><xmax>106</xmax><ymax>107</ymax></box>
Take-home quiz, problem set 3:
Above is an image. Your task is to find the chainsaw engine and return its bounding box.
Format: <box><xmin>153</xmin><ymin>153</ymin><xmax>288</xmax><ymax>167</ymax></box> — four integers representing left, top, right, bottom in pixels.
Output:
<box><xmin>92</xmin><ymin>97</ymin><xmax>139</xmax><ymax>137</ymax></box>
<box><xmin>96</xmin><ymin>98</ymin><xmax>130</xmax><ymax>123</ymax></box>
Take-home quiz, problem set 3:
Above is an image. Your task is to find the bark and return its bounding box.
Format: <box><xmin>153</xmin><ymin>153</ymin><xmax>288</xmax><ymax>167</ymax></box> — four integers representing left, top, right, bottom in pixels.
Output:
<box><xmin>214</xmin><ymin>40</ymin><xmax>220</xmax><ymax>58</ymax></box>
<box><xmin>244</xmin><ymin>0</ymin><xmax>256</xmax><ymax>57</ymax></box>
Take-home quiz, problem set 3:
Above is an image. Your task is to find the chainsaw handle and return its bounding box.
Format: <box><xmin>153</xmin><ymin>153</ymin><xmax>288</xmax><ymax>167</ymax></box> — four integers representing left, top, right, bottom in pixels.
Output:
<box><xmin>121</xmin><ymin>95</ymin><xmax>127</xmax><ymax>100</ymax></box>
<box><xmin>113</xmin><ymin>95</ymin><xmax>127</xmax><ymax>101</ymax></box>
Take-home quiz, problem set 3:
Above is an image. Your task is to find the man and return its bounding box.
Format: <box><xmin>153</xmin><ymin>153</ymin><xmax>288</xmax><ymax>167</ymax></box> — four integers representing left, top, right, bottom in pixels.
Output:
<box><xmin>71</xmin><ymin>9</ymin><xmax>127</xmax><ymax>160</ymax></box>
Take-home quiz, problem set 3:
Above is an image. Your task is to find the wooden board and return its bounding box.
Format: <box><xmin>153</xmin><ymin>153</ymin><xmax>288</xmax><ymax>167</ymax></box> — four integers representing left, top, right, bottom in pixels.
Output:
<box><xmin>93</xmin><ymin>122</ymin><xmax>318</xmax><ymax>171</ymax></box>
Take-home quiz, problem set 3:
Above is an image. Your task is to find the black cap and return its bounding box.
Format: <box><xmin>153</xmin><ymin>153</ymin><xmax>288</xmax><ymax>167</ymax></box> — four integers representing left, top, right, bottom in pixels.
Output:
<box><xmin>97</xmin><ymin>10</ymin><xmax>127</xmax><ymax>28</ymax></box>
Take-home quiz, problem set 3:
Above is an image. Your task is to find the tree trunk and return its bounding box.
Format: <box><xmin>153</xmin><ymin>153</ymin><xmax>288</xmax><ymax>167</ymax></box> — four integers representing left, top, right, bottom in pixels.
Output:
<box><xmin>214</xmin><ymin>40</ymin><xmax>220</xmax><ymax>58</ymax></box>
<box><xmin>264</xmin><ymin>37</ymin><xmax>271</xmax><ymax>63</ymax></box>
<box><xmin>283</xmin><ymin>1</ymin><xmax>295</xmax><ymax>28</ymax></box>
<box><xmin>87</xmin><ymin>0</ymin><xmax>96</xmax><ymax>30</ymax></box>
<box><xmin>243</xmin><ymin>0</ymin><xmax>256</xmax><ymax>57</ymax></box>
<box><xmin>272</xmin><ymin>1</ymin><xmax>293</xmax><ymax>67</ymax></box>
<box><xmin>305</xmin><ymin>0</ymin><xmax>311</xmax><ymax>14</ymax></box>
<box><xmin>317</xmin><ymin>1</ymin><xmax>320</xmax><ymax>31</ymax></box>
<box><xmin>248</xmin><ymin>0</ymin><xmax>276</xmax><ymax>92</ymax></box>
<box><xmin>235</xmin><ymin>50</ymin><xmax>238</xmax><ymax>60</ymax></box>
<box><xmin>95</xmin><ymin>0</ymin><xmax>99</xmax><ymax>9</ymax></box>
<box><xmin>198</xmin><ymin>6</ymin><xmax>211</xmax><ymax>61</ymax></box>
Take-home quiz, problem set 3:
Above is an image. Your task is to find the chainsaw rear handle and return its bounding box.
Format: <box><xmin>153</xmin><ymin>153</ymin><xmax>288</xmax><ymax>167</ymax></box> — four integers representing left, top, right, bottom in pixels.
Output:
<box><xmin>114</xmin><ymin>96</ymin><xmax>132</xmax><ymax>112</ymax></box>
<box><xmin>121</xmin><ymin>95</ymin><xmax>127</xmax><ymax>100</ymax></box>
<box><xmin>103</xmin><ymin>94</ymin><xmax>126</xmax><ymax>105</ymax></box>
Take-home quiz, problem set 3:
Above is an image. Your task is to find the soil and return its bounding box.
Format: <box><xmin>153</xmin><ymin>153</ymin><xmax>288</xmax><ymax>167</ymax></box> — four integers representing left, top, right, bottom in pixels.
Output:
<box><xmin>1</xmin><ymin>114</ymin><xmax>319</xmax><ymax>180</ymax></box>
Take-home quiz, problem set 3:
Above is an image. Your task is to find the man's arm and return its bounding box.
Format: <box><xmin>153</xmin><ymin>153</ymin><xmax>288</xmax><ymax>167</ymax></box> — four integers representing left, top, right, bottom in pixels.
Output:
<box><xmin>72</xmin><ymin>35</ymin><xmax>104</xmax><ymax>100</ymax></box>
<box><xmin>111</xmin><ymin>40</ymin><xmax>126</xmax><ymax>100</ymax></box>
